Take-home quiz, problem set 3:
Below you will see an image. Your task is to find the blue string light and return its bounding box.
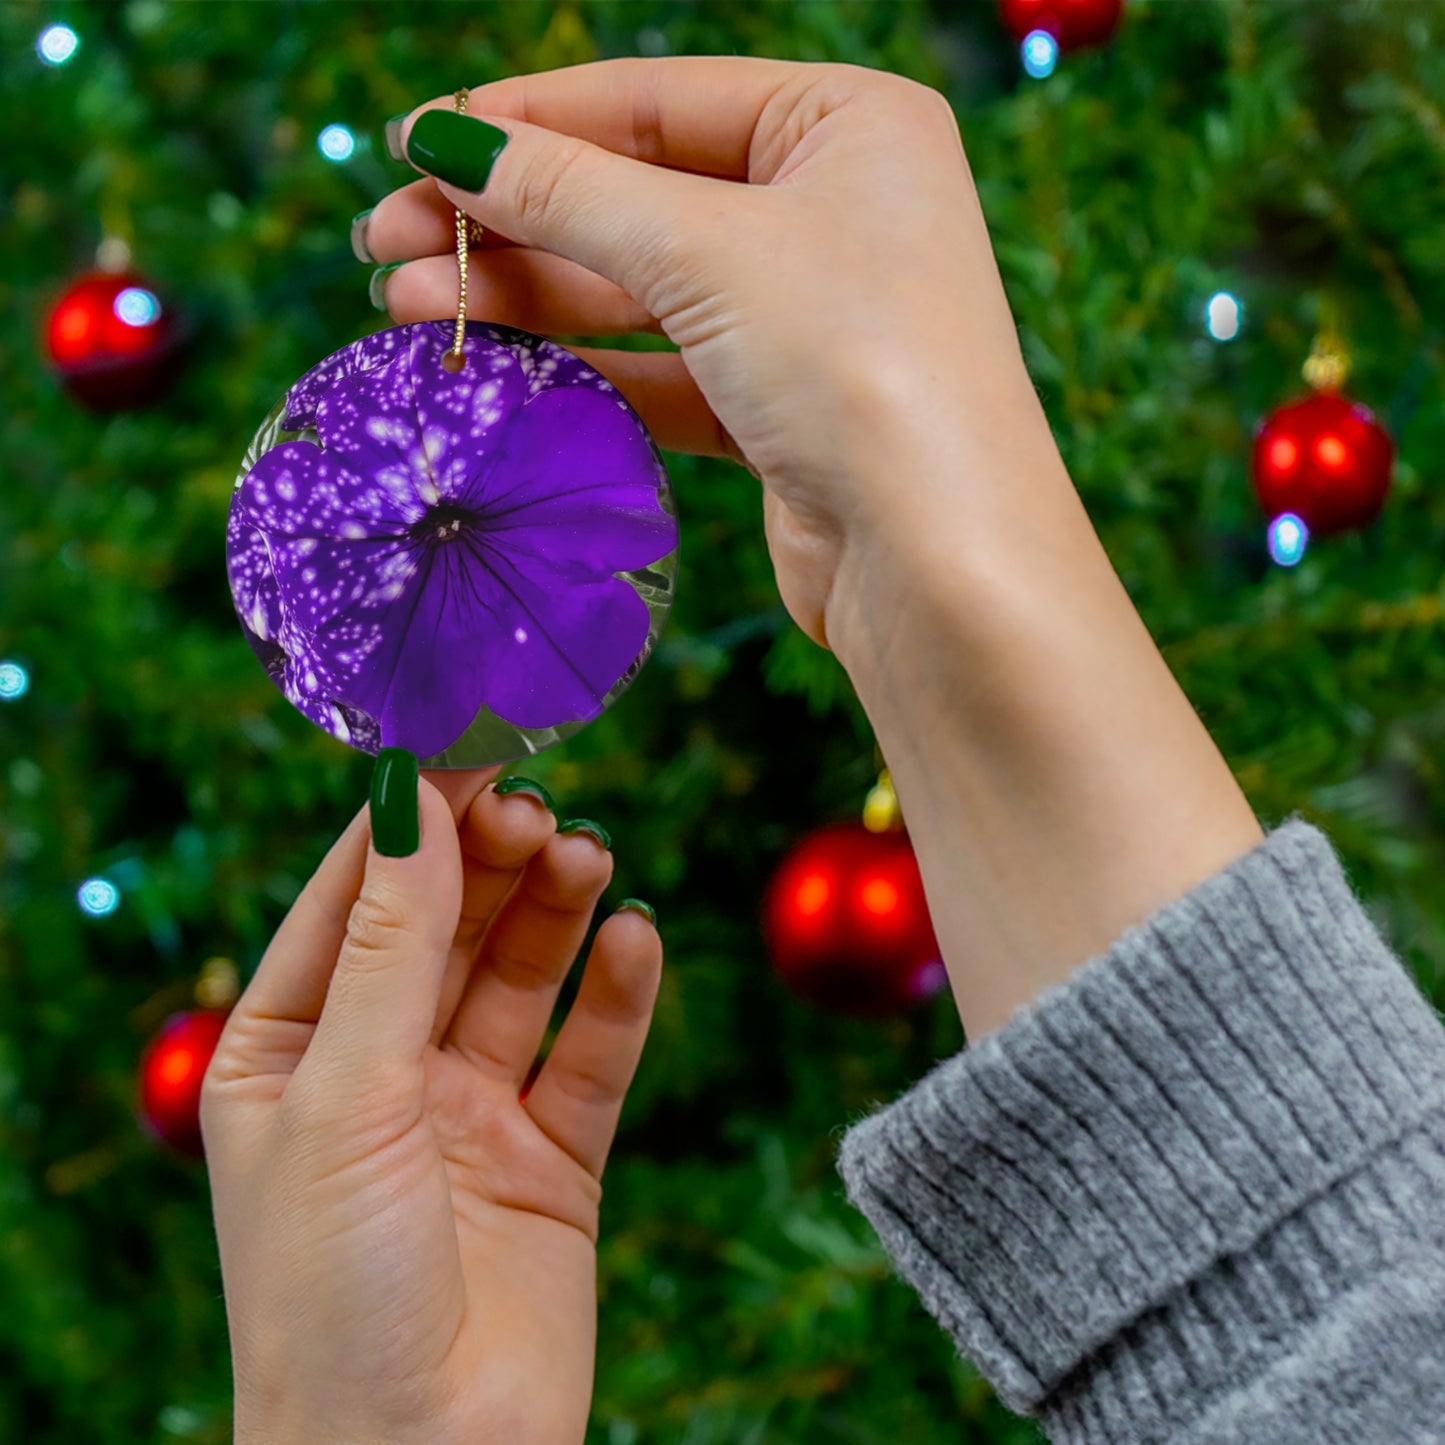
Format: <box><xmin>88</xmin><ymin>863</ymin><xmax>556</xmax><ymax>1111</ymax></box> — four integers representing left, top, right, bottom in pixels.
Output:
<box><xmin>37</xmin><ymin>24</ymin><xmax>79</xmax><ymax>66</ymax></box>
<box><xmin>1268</xmin><ymin>513</ymin><xmax>1309</xmax><ymax>567</ymax></box>
<box><xmin>1021</xmin><ymin>30</ymin><xmax>1059</xmax><ymax>79</ymax></box>
<box><xmin>78</xmin><ymin>878</ymin><xmax>121</xmax><ymax>917</ymax></box>
<box><xmin>0</xmin><ymin>661</ymin><xmax>29</xmax><ymax>700</ymax></box>
<box><xmin>318</xmin><ymin>124</ymin><xmax>357</xmax><ymax>162</ymax></box>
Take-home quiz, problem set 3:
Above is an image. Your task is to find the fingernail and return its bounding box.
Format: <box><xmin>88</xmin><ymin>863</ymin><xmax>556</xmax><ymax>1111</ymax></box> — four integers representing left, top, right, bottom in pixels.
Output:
<box><xmin>493</xmin><ymin>775</ymin><xmax>555</xmax><ymax>812</ymax></box>
<box><xmin>384</xmin><ymin>113</ymin><xmax>409</xmax><ymax>162</ymax></box>
<box><xmin>369</xmin><ymin>261</ymin><xmax>403</xmax><ymax>311</ymax></box>
<box><xmin>558</xmin><ymin>818</ymin><xmax>612</xmax><ymax>851</ymax></box>
<box><xmin>617</xmin><ymin>898</ymin><xmax>656</xmax><ymax>926</ymax></box>
<box><xmin>405</xmin><ymin>110</ymin><xmax>510</xmax><ymax>192</ymax></box>
<box><xmin>370</xmin><ymin>748</ymin><xmax>420</xmax><ymax>857</ymax></box>
<box><xmin>350</xmin><ymin>208</ymin><xmax>375</xmax><ymax>264</ymax></box>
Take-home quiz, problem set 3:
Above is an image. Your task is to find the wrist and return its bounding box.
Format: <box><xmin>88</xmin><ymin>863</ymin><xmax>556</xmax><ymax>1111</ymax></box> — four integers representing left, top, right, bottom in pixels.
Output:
<box><xmin>822</xmin><ymin>368</ymin><xmax>1077</xmax><ymax>677</ymax></box>
<box><xmin>824</xmin><ymin>411</ymin><xmax>1261</xmax><ymax>1039</ymax></box>
<box><xmin>235</xmin><ymin>1413</ymin><xmax>422</xmax><ymax>1445</ymax></box>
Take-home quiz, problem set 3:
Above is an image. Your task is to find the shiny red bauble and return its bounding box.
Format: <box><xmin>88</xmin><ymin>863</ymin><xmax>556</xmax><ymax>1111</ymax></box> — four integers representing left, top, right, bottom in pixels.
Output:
<box><xmin>44</xmin><ymin>269</ymin><xmax>181</xmax><ymax>410</ymax></box>
<box><xmin>998</xmin><ymin>0</ymin><xmax>1125</xmax><ymax>49</ymax></box>
<box><xmin>137</xmin><ymin>1009</ymin><xmax>230</xmax><ymax>1157</ymax></box>
<box><xmin>1251</xmin><ymin>392</ymin><xmax>1394</xmax><ymax>537</ymax></box>
<box><xmin>763</xmin><ymin>823</ymin><xmax>945</xmax><ymax>1017</ymax></box>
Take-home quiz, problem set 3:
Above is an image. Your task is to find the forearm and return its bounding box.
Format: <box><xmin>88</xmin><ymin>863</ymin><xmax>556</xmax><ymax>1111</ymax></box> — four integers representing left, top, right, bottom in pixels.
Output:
<box><xmin>826</xmin><ymin>381</ymin><xmax>1262</xmax><ymax>1040</ymax></box>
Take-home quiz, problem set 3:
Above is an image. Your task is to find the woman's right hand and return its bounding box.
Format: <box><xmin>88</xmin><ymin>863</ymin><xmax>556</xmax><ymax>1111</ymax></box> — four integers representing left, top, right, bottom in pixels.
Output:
<box><xmin>361</xmin><ymin>57</ymin><xmax>1061</xmax><ymax>662</ymax></box>
<box><xmin>364</xmin><ymin>59</ymin><xmax>1264</xmax><ymax>1042</ymax></box>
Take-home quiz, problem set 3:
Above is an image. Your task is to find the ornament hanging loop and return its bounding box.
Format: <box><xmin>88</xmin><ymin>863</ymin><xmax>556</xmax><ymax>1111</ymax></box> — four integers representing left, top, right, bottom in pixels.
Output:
<box><xmin>442</xmin><ymin>87</ymin><xmax>479</xmax><ymax>374</ymax></box>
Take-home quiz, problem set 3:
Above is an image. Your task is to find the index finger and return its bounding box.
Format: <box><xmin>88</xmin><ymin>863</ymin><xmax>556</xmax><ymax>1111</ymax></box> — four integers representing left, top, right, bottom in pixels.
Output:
<box><xmin>410</xmin><ymin>55</ymin><xmax>808</xmax><ymax>181</ymax></box>
<box><xmin>217</xmin><ymin>772</ymin><xmax>492</xmax><ymax>1041</ymax></box>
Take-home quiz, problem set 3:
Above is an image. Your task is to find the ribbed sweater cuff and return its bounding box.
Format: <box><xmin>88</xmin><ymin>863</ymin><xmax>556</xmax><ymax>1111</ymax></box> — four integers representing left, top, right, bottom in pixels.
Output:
<box><xmin>836</xmin><ymin>819</ymin><xmax>1445</xmax><ymax>1430</ymax></box>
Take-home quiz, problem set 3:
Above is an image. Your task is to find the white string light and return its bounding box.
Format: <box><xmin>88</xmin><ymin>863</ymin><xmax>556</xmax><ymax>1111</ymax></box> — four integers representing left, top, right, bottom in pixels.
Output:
<box><xmin>1022</xmin><ymin>30</ymin><xmax>1059</xmax><ymax>79</ymax></box>
<box><xmin>38</xmin><ymin>24</ymin><xmax>79</xmax><ymax>66</ymax></box>
<box><xmin>318</xmin><ymin>124</ymin><xmax>356</xmax><ymax>162</ymax></box>
<box><xmin>1268</xmin><ymin>512</ymin><xmax>1309</xmax><ymax>567</ymax></box>
<box><xmin>1205</xmin><ymin>291</ymin><xmax>1243</xmax><ymax>342</ymax></box>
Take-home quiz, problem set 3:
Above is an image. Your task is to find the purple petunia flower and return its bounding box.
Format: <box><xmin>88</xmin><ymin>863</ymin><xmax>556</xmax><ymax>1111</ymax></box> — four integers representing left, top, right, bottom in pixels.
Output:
<box><xmin>227</xmin><ymin>322</ymin><xmax>677</xmax><ymax>760</ymax></box>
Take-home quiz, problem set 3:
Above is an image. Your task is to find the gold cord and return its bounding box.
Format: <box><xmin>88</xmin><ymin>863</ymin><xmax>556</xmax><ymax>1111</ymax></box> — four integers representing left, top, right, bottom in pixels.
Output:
<box><xmin>443</xmin><ymin>87</ymin><xmax>477</xmax><ymax>372</ymax></box>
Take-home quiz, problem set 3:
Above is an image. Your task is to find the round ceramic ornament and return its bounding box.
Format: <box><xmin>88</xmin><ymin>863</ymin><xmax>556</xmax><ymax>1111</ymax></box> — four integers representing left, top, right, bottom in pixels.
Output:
<box><xmin>227</xmin><ymin>319</ymin><xmax>678</xmax><ymax>767</ymax></box>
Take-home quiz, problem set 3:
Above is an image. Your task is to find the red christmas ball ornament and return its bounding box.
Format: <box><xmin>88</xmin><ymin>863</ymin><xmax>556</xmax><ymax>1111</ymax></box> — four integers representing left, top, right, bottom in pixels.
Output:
<box><xmin>137</xmin><ymin>1009</ymin><xmax>230</xmax><ymax>1157</ymax></box>
<box><xmin>44</xmin><ymin>269</ymin><xmax>181</xmax><ymax>410</ymax></box>
<box><xmin>1251</xmin><ymin>391</ymin><xmax>1394</xmax><ymax>537</ymax></box>
<box><xmin>763</xmin><ymin>822</ymin><xmax>945</xmax><ymax>1017</ymax></box>
<box><xmin>998</xmin><ymin>0</ymin><xmax>1124</xmax><ymax>50</ymax></box>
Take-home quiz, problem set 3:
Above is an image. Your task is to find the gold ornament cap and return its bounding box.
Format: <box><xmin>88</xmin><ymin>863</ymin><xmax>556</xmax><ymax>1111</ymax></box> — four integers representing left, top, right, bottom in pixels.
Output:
<box><xmin>1303</xmin><ymin>297</ymin><xmax>1350</xmax><ymax>392</ymax></box>
<box><xmin>1302</xmin><ymin>331</ymin><xmax>1350</xmax><ymax>393</ymax></box>
<box><xmin>863</xmin><ymin>768</ymin><xmax>902</xmax><ymax>833</ymax></box>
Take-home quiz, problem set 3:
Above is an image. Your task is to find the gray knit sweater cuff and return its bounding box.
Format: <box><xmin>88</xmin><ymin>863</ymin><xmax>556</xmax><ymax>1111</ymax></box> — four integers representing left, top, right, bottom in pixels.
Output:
<box><xmin>836</xmin><ymin>819</ymin><xmax>1445</xmax><ymax>1432</ymax></box>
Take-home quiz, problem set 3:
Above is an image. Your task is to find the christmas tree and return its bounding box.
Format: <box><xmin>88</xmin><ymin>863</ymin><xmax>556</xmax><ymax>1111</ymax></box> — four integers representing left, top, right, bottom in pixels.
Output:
<box><xmin>3</xmin><ymin>3</ymin><xmax>1443</xmax><ymax>1441</ymax></box>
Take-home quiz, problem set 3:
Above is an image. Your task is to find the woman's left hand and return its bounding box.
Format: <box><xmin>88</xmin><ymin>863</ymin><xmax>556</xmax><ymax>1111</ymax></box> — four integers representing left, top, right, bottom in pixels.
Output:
<box><xmin>201</xmin><ymin>764</ymin><xmax>662</xmax><ymax>1445</ymax></box>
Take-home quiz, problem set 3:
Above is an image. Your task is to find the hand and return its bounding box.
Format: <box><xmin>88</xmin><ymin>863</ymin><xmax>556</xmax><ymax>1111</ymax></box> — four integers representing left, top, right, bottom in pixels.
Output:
<box><xmin>201</xmin><ymin>766</ymin><xmax>662</xmax><ymax>1445</ymax></box>
<box><xmin>362</xmin><ymin>57</ymin><xmax>1050</xmax><ymax>659</ymax></box>
<box><xmin>362</xmin><ymin>60</ymin><xmax>1262</xmax><ymax>1039</ymax></box>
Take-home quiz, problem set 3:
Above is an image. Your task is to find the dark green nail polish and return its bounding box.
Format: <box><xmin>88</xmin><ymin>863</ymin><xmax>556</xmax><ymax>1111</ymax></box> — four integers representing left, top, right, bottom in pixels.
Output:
<box><xmin>617</xmin><ymin>898</ymin><xmax>656</xmax><ymax>926</ymax></box>
<box><xmin>369</xmin><ymin>261</ymin><xmax>403</xmax><ymax>311</ymax></box>
<box><xmin>494</xmin><ymin>775</ymin><xmax>555</xmax><ymax>811</ymax></box>
<box><xmin>559</xmin><ymin>818</ymin><xmax>612</xmax><ymax>851</ymax></box>
<box><xmin>384</xmin><ymin>113</ymin><xmax>408</xmax><ymax>162</ymax></box>
<box><xmin>370</xmin><ymin>748</ymin><xmax>419</xmax><ymax>857</ymax></box>
<box><xmin>405</xmin><ymin>110</ymin><xmax>510</xmax><ymax>192</ymax></box>
<box><xmin>350</xmin><ymin>208</ymin><xmax>375</xmax><ymax>264</ymax></box>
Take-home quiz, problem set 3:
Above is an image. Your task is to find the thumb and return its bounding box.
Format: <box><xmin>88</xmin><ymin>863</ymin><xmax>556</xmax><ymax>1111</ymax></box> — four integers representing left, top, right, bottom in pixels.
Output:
<box><xmin>398</xmin><ymin>106</ymin><xmax>738</xmax><ymax>316</ymax></box>
<box><xmin>304</xmin><ymin>751</ymin><xmax>462</xmax><ymax>1089</ymax></box>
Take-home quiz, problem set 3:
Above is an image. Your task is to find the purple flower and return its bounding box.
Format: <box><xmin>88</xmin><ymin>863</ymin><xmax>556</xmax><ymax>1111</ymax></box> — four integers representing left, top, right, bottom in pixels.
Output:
<box><xmin>227</xmin><ymin>322</ymin><xmax>676</xmax><ymax>759</ymax></box>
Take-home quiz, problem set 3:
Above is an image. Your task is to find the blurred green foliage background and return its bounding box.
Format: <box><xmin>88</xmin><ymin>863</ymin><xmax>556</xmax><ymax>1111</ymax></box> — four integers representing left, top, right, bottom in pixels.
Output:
<box><xmin>2</xmin><ymin>2</ymin><xmax>1443</xmax><ymax>1441</ymax></box>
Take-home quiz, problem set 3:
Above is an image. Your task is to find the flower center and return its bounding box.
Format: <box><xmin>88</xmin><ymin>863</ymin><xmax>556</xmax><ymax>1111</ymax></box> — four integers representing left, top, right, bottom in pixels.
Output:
<box><xmin>414</xmin><ymin>503</ymin><xmax>476</xmax><ymax>544</ymax></box>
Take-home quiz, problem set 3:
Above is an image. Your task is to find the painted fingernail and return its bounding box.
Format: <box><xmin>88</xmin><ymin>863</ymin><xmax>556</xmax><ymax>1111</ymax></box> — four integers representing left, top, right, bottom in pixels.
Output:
<box><xmin>493</xmin><ymin>775</ymin><xmax>556</xmax><ymax>812</ymax></box>
<box><xmin>384</xmin><ymin>113</ymin><xmax>409</xmax><ymax>162</ymax></box>
<box><xmin>369</xmin><ymin>261</ymin><xmax>404</xmax><ymax>311</ymax></box>
<box><xmin>558</xmin><ymin>818</ymin><xmax>612</xmax><ymax>851</ymax></box>
<box><xmin>370</xmin><ymin>748</ymin><xmax>419</xmax><ymax>857</ymax></box>
<box><xmin>405</xmin><ymin>110</ymin><xmax>510</xmax><ymax>192</ymax></box>
<box><xmin>350</xmin><ymin>208</ymin><xmax>375</xmax><ymax>264</ymax></box>
<box><xmin>617</xmin><ymin>898</ymin><xmax>656</xmax><ymax>926</ymax></box>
